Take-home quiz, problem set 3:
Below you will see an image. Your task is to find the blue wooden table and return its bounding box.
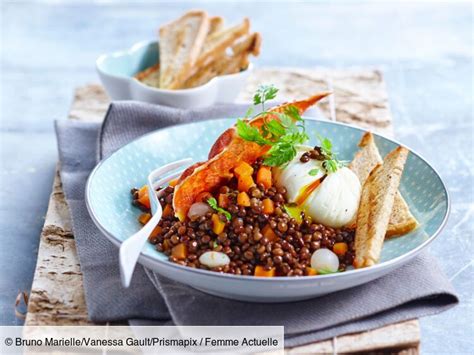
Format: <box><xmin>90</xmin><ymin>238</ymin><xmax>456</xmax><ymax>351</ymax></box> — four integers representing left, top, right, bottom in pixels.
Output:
<box><xmin>1</xmin><ymin>1</ymin><xmax>472</xmax><ymax>352</ymax></box>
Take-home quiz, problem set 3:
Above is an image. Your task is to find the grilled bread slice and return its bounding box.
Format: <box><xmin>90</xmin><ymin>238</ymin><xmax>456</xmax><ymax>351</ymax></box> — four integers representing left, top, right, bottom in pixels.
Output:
<box><xmin>208</xmin><ymin>16</ymin><xmax>224</xmax><ymax>36</ymax></box>
<box><xmin>196</xmin><ymin>18</ymin><xmax>250</xmax><ymax>68</ymax></box>
<box><xmin>177</xmin><ymin>17</ymin><xmax>250</xmax><ymax>88</ymax></box>
<box><xmin>135</xmin><ymin>15</ymin><xmax>222</xmax><ymax>88</ymax></box>
<box><xmin>159</xmin><ymin>10</ymin><xmax>210</xmax><ymax>89</ymax></box>
<box><xmin>354</xmin><ymin>146</ymin><xmax>409</xmax><ymax>268</ymax></box>
<box><xmin>349</xmin><ymin>132</ymin><xmax>418</xmax><ymax>237</ymax></box>
<box><xmin>137</xmin><ymin>14</ymin><xmax>259</xmax><ymax>89</ymax></box>
<box><xmin>386</xmin><ymin>196</ymin><xmax>418</xmax><ymax>236</ymax></box>
<box><xmin>231</xmin><ymin>31</ymin><xmax>261</xmax><ymax>57</ymax></box>
<box><xmin>182</xmin><ymin>32</ymin><xmax>261</xmax><ymax>89</ymax></box>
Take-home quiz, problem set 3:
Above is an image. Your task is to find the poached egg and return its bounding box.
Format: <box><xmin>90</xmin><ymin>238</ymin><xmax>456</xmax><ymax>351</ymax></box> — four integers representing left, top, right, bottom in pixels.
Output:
<box><xmin>274</xmin><ymin>146</ymin><xmax>361</xmax><ymax>228</ymax></box>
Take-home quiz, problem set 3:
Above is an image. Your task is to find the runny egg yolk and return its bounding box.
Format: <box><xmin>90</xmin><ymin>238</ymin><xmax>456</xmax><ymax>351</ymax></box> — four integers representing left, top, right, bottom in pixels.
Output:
<box><xmin>295</xmin><ymin>175</ymin><xmax>326</xmax><ymax>206</ymax></box>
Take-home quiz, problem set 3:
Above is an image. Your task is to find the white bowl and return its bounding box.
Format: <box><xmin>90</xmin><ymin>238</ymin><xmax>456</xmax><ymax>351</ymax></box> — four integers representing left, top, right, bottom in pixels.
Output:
<box><xmin>96</xmin><ymin>40</ymin><xmax>252</xmax><ymax>108</ymax></box>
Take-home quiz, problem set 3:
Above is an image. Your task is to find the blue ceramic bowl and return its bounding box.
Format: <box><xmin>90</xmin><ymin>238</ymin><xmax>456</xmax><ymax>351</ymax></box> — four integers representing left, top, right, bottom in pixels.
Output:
<box><xmin>96</xmin><ymin>40</ymin><xmax>252</xmax><ymax>108</ymax></box>
<box><xmin>86</xmin><ymin>118</ymin><xmax>449</xmax><ymax>302</ymax></box>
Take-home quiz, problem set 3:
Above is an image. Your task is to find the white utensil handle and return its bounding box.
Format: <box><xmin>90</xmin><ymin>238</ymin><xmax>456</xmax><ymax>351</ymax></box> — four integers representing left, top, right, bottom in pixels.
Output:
<box><xmin>119</xmin><ymin>211</ymin><xmax>161</xmax><ymax>288</ymax></box>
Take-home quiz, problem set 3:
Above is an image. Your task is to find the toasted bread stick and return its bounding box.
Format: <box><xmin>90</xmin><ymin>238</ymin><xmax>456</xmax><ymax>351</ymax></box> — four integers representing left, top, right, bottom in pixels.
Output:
<box><xmin>354</xmin><ymin>146</ymin><xmax>409</xmax><ymax>268</ymax></box>
<box><xmin>350</xmin><ymin>132</ymin><xmax>418</xmax><ymax>237</ymax></box>
<box><xmin>159</xmin><ymin>10</ymin><xmax>210</xmax><ymax>89</ymax></box>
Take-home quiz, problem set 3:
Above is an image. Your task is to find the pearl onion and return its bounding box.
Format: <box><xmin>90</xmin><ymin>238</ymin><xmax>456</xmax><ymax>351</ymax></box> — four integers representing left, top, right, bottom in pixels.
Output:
<box><xmin>187</xmin><ymin>202</ymin><xmax>212</xmax><ymax>219</ymax></box>
<box><xmin>199</xmin><ymin>251</ymin><xmax>230</xmax><ymax>268</ymax></box>
<box><xmin>310</xmin><ymin>249</ymin><xmax>339</xmax><ymax>273</ymax></box>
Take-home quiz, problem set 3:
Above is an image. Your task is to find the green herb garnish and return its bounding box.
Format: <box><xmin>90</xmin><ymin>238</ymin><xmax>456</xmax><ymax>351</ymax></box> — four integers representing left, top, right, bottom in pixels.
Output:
<box><xmin>283</xmin><ymin>106</ymin><xmax>304</xmax><ymax>123</ymax></box>
<box><xmin>213</xmin><ymin>240</ymin><xmax>219</xmax><ymax>249</ymax></box>
<box><xmin>318</xmin><ymin>135</ymin><xmax>333</xmax><ymax>156</ymax></box>
<box><xmin>236</xmin><ymin>84</ymin><xmax>309</xmax><ymax>167</ymax></box>
<box><xmin>237</xmin><ymin>85</ymin><xmax>343</xmax><ymax>169</ymax></box>
<box><xmin>323</xmin><ymin>160</ymin><xmax>340</xmax><ymax>174</ymax></box>
<box><xmin>317</xmin><ymin>268</ymin><xmax>339</xmax><ymax>275</ymax></box>
<box><xmin>316</xmin><ymin>135</ymin><xmax>347</xmax><ymax>174</ymax></box>
<box><xmin>283</xmin><ymin>204</ymin><xmax>304</xmax><ymax>224</ymax></box>
<box><xmin>253</xmin><ymin>84</ymin><xmax>279</xmax><ymax>111</ymax></box>
<box><xmin>207</xmin><ymin>197</ymin><xmax>231</xmax><ymax>221</ymax></box>
<box><xmin>308</xmin><ymin>168</ymin><xmax>320</xmax><ymax>176</ymax></box>
<box><xmin>244</xmin><ymin>106</ymin><xmax>254</xmax><ymax>118</ymax></box>
<box><xmin>236</xmin><ymin>119</ymin><xmax>271</xmax><ymax>146</ymax></box>
<box><xmin>263</xmin><ymin>131</ymin><xmax>309</xmax><ymax>167</ymax></box>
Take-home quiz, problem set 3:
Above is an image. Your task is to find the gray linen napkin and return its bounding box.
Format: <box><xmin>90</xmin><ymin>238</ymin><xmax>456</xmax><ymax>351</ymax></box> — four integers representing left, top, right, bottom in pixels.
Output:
<box><xmin>55</xmin><ymin>101</ymin><xmax>458</xmax><ymax>346</ymax></box>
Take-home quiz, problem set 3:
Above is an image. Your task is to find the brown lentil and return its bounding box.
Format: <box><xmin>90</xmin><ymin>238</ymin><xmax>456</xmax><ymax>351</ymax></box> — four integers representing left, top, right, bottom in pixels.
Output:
<box><xmin>131</xmin><ymin>160</ymin><xmax>356</xmax><ymax>276</ymax></box>
<box><xmin>300</xmin><ymin>153</ymin><xmax>310</xmax><ymax>163</ymax></box>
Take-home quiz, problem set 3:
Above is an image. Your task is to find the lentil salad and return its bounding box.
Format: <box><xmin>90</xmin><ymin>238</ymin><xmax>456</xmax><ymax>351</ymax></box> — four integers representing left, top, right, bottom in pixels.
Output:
<box><xmin>131</xmin><ymin>157</ymin><xmax>355</xmax><ymax>277</ymax></box>
<box><xmin>130</xmin><ymin>85</ymin><xmax>416</xmax><ymax>277</ymax></box>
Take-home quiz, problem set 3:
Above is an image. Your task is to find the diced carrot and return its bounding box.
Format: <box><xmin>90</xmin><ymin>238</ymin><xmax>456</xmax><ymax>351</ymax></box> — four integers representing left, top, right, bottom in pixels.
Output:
<box><xmin>137</xmin><ymin>185</ymin><xmax>150</xmax><ymax>209</ymax></box>
<box><xmin>138</xmin><ymin>213</ymin><xmax>151</xmax><ymax>225</ymax></box>
<box><xmin>256</xmin><ymin>166</ymin><xmax>272</xmax><ymax>189</ymax></box>
<box><xmin>163</xmin><ymin>204</ymin><xmax>173</xmax><ymax>217</ymax></box>
<box><xmin>262</xmin><ymin>198</ymin><xmax>275</xmax><ymax>214</ymax></box>
<box><xmin>149</xmin><ymin>225</ymin><xmax>162</xmax><ymax>239</ymax></box>
<box><xmin>169</xmin><ymin>179</ymin><xmax>179</xmax><ymax>187</ymax></box>
<box><xmin>262</xmin><ymin>224</ymin><xmax>278</xmax><ymax>241</ymax></box>
<box><xmin>237</xmin><ymin>192</ymin><xmax>251</xmax><ymax>207</ymax></box>
<box><xmin>138</xmin><ymin>185</ymin><xmax>147</xmax><ymax>198</ymax></box>
<box><xmin>234</xmin><ymin>161</ymin><xmax>254</xmax><ymax>177</ymax></box>
<box><xmin>171</xmin><ymin>243</ymin><xmax>187</xmax><ymax>260</ymax></box>
<box><xmin>211</xmin><ymin>213</ymin><xmax>226</xmax><ymax>235</ymax></box>
<box><xmin>218</xmin><ymin>193</ymin><xmax>230</xmax><ymax>208</ymax></box>
<box><xmin>237</xmin><ymin>175</ymin><xmax>255</xmax><ymax>192</ymax></box>
<box><xmin>306</xmin><ymin>267</ymin><xmax>318</xmax><ymax>276</ymax></box>
<box><xmin>254</xmin><ymin>265</ymin><xmax>276</xmax><ymax>277</ymax></box>
<box><xmin>333</xmin><ymin>242</ymin><xmax>348</xmax><ymax>256</ymax></box>
<box><xmin>196</xmin><ymin>191</ymin><xmax>213</xmax><ymax>203</ymax></box>
<box><xmin>163</xmin><ymin>239</ymin><xmax>171</xmax><ymax>251</ymax></box>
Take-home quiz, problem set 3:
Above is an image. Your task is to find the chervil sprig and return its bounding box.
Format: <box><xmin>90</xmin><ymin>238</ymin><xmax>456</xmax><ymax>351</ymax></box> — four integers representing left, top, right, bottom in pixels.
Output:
<box><xmin>253</xmin><ymin>84</ymin><xmax>279</xmax><ymax>111</ymax></box>
<box><xmin>236</xmin><ymin>84</ymin><xmax>310</xmax><ymax>167</ymax></box>
<box><xmin>315</xmin><ymin>135</ymin><xmax>347</xmax><ymax>174</ymax></box>
<box><xmin>263</xmin><ymin>131</ymin><xmax>309</xmax><ymax>167</ymax></box>
<box><xmin>207</xmin><ymin>197</ymin><xmax>231</xmax><ymax>221</ymax></box>
<box><xmin>236</xmin><ymin>114</ymin><xmax>308</xmax><ymax>167</ymax></box>
<box><xmin>236</xmin><ymin>119</ymin><xmax>271</xmax><ymax>145</ymax></box>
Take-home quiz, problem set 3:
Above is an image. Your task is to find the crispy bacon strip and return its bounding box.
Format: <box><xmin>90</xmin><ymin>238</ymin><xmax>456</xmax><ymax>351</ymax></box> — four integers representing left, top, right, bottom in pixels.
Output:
<box><xmin>173</xmin><ymin>93</ymin><xmax>330</xmax><ymax>220</ymax></box>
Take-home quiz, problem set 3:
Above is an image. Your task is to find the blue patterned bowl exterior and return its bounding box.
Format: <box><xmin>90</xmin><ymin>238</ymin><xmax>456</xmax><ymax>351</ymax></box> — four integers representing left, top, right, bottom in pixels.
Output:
<box><xmin>86</xmin><ymin>118</ymin><xmax>449</xmax><ymax>300</ymax></box>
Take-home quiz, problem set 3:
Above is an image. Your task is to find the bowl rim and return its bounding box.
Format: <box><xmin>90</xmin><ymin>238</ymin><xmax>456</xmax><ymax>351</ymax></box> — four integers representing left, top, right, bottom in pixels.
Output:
<box><xmin>96</xmin><ymin>39</ymin><xmax>253</xmax><ymax>94</ymax></box>
<box><xmin>85</xmin><ymin>117</ymin><xmax>450</xmax><ymax>282</ymax></box>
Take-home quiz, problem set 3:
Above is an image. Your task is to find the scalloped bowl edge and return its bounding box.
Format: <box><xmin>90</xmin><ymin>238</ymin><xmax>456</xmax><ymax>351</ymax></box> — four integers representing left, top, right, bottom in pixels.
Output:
<box><xmin>96</xmin><ymin>40</ymin><xmax>253</xmax><ymax>108</ymax></box>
